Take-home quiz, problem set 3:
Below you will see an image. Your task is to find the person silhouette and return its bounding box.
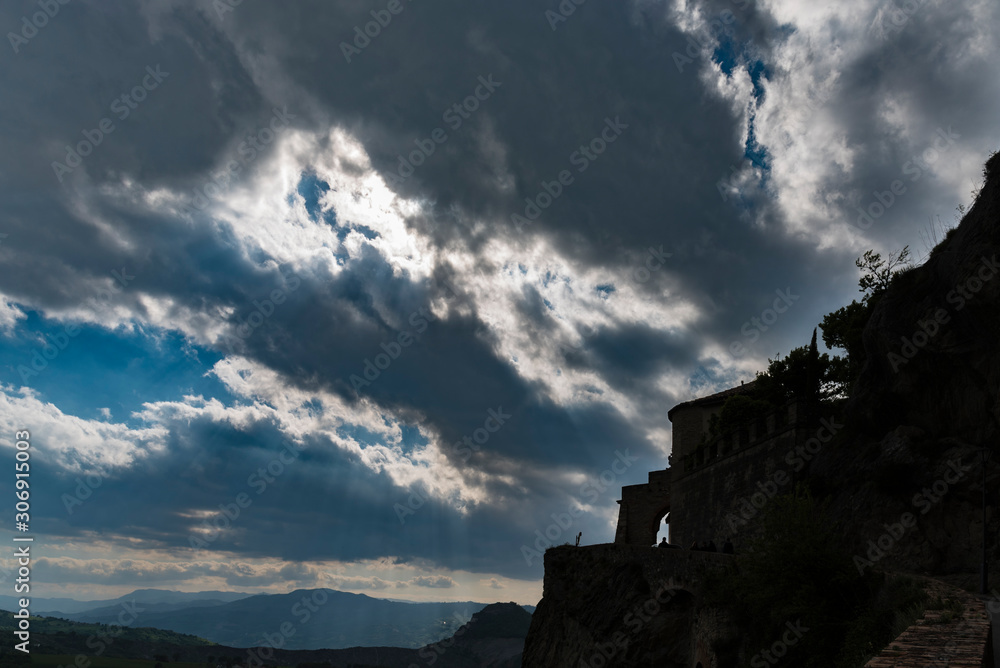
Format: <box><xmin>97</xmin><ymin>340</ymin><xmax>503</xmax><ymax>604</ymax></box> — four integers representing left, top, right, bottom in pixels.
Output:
<box><xmin>659</xmin><ymin>537</ymin><xmax>669</xmax><ymax>548</ymax></box>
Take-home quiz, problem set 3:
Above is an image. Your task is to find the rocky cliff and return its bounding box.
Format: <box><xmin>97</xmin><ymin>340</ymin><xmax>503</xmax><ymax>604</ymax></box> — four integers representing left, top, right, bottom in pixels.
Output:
<box><xmin>851</xmin><ymin>150</ymin><xmax>1000</xmax><ymax>442</ymax></box>
<box><xmin>453</xmin><ymin>601</ymin><xmax>533</xmax><ymax>668</ymax></box>
<box><xmin>818</xmin><ymin>150</ymin><xmax>1000</xmax><ymax>579</ymax></box>
<box><xmin>521</xmin><ymin>545</ymin><xmax>738</xmax><ymax>667</ymax></box>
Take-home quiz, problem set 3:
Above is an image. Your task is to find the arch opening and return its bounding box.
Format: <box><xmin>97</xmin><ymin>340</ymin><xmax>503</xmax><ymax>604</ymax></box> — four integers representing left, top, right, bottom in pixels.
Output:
<box><xmin>653</xmin><ymin>503</ymin><xmax>671</xmax><ymax>546</ymax></box>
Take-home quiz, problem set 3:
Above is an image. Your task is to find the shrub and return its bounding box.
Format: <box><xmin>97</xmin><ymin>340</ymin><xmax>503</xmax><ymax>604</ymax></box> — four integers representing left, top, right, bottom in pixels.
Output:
<box><xmin>709</xmin><ymin>394</ymin><xmax>772</xmax><ymax>438</ymax></box>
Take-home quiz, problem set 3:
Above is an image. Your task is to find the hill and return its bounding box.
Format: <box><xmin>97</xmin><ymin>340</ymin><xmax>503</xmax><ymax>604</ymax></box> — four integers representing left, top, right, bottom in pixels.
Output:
<box><xmin>0</xmin><ymin>588</ymin><xmax>251</xmax><ymax>617</ymax></box>
<box><xmin>0</xmin><ymin>609</ymin><xmax>214</xmax><ymax>664</ymax></box>
<box><xmin>0</xmin><ymin>602</ymin><xmax>532</xmax><ymax>667</ymax></box>
<box><xmin>61</xmin><ymin>588</ymin><xmax>488</xmax><ymax>650</ymax></box>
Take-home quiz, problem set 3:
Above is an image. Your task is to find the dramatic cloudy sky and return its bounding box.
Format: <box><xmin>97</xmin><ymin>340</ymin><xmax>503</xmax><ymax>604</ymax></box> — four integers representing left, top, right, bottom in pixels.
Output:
<box><xmin>0</xmin><ymin>0</ymin><xmax>997</xmax><ymax>605</ymax></box>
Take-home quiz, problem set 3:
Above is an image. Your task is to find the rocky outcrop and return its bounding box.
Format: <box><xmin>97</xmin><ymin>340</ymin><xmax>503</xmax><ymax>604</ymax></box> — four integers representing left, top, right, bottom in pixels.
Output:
<box><xmin>851</xmin><ymin>150</ymin><xmax>1000</xmax><ymax>444</ymax></box>
<box><xmin>452</xmin><ymin>601</ymin><xmax>532</xmax><ymax>668</ymax></box>
<box><xmin>812</xmin><ymin>151</ymin><xmax>1000</xmax><ymax>580</ymax></box>
<box><xmin>809</xmin><ymin>422</ymin><xmax>996</xmax><ymax>581</ymax></box>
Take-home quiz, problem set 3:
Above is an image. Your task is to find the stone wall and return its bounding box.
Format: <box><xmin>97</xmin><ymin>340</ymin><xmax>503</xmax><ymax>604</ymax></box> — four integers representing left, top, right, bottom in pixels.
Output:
<box><xmin>615</xmin><ymin>400</ymin><xmax>816</xmax><ymax>551</ymax></box>
<box><xmin>521</xmin><ymin>545</ymin><xmax>735</xmax><ymax>667</ymax></box>
<box><xmin>615</xmin><ymin>468</ymin><xmax>671</xmax><ymax>547</ymax></box>
<box><xmin>670</xmin><ymin>403</ymin><xmax>717</xmax><ymax>461</ymax></box>
<box><xmin>669</xmin><ymin>411</ymin><xmax>815</xmax><ymax>550</ymax></box>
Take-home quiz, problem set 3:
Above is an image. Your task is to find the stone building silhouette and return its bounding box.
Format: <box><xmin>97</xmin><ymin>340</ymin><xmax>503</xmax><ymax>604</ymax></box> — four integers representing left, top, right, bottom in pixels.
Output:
<box><xmin>615</xmin><ymin>381</ymin><xmax>820</xmax><ymax>549</ymax></box>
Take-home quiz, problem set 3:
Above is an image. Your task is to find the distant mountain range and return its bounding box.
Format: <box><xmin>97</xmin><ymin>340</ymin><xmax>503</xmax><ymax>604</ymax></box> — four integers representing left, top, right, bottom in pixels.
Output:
<box><xmin>0</xmin><ymin>588</ymin><xmax>535</xmax><ymax>651</ymax></box>
<box><xmin>0</xmin><ymin>588</ymin><xmax>252</xmax><ymax>616</ymax></box>
<box><xmin>0</xmin><ymin>599</ymin><xmax>533</xmax><ymax>667</ymax></box>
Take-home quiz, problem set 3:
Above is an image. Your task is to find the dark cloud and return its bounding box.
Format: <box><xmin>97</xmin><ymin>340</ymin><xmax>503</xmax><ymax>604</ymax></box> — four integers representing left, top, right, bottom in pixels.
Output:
<box><xmin>0</xmin><ymin>0</ymin><xmax>997</xmax><ymax>595</ymax></box>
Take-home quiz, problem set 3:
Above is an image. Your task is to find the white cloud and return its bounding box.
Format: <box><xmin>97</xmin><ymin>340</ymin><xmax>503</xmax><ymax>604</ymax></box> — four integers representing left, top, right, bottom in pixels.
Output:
<box><xmin>0</xmin><ymin>386</ymin><xmax>167</xmax><ymax>474</ymax></box>
<box><xmin>0</xmin><ymin>296</ymin><xmax>25</xmax><ymax>334</ymax></box>
<box><xmin>668</xmin><ymin>0</ymin><xmax>999</xmax><ymax>254</ymax></box>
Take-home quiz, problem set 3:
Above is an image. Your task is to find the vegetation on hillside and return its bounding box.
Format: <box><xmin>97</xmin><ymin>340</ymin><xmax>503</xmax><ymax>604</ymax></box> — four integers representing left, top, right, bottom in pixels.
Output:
<box><xmin>0</xmin><ymin>611</ymin><xmax>214</xmax><ymax>646</ymax></box>
<box><xmin>710</xmin><ymin>246</ymin><xmax>914</xmax><ymax>439</ymax></box>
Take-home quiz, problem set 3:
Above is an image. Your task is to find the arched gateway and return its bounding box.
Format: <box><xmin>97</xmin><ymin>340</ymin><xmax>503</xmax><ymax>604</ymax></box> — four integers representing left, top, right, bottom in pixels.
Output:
<box><xmin>615</xmin><ymin>468</ymin><xmax>671</xmax><ymax>546</ymax></box>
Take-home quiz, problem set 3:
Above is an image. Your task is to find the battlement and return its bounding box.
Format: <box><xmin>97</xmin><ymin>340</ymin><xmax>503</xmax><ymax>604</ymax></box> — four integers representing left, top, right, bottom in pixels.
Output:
<box><xmin>678</xmin><ymin>400</ymin><xmax>804</xmax><ymax>476</ymax></box>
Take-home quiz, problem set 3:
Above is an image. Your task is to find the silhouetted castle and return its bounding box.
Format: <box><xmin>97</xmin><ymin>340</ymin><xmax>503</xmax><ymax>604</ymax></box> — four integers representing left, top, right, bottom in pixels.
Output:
<box><xmin>615</xmin><ymin>381</ymin><xmax>824</xmax><ymax>550</ymax></box>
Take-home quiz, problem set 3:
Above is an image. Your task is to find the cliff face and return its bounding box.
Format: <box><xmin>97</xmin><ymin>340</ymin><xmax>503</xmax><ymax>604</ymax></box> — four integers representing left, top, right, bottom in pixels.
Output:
<box><xmin>851</xmin><ymin>151</ymin><xmax>1000</xmax><ymax>443</ymax></box>
<box><xmin>817</xmin><ymin>150</ymin><xmax>1000</xmax><ymax>578</ymax></box>
<box><xmin>521</xmin><ymin>546</ymin><xmax>738</xmax><ymax>667</ymax></box>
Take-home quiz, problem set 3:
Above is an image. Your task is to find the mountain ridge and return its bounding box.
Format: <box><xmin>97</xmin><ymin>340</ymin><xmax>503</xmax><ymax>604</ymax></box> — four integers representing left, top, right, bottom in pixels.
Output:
<box><xmin>0</xmin><ymin>601</ymin><xmax>532</xmax><ymax>667</ymax></box>
<box><xmin>35</xmin><ymin>587</ymin><xmax>529</xmax><ymax>650</ymax></box>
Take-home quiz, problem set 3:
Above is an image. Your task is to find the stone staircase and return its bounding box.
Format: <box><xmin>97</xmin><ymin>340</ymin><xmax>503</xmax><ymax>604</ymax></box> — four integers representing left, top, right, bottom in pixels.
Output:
<box><xmin>865</xmin><ymin>577</ymin><xmax>993</xmax><ymax>667</ymax></box>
